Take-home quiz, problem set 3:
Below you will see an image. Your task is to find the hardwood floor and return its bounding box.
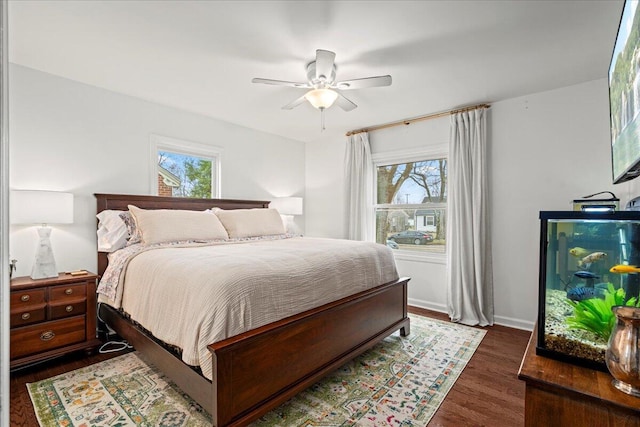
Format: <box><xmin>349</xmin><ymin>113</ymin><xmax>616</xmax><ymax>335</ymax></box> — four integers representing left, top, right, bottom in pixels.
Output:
<box><xmin>410</xmin><ymin>307</ymin><xmax>530</xmax><ymax>427</ymax></box>
<box><xmin>9</xmin><ymin>307</ymin><xmax>531</xmax><ymax>426</ymax></box>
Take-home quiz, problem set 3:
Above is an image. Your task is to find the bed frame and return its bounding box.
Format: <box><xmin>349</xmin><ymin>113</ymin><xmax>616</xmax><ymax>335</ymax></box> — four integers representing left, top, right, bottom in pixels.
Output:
<box><xmin>95</xmin><ymin>193</ymin><xmax>410</xmax><ymax>427</ymax></box>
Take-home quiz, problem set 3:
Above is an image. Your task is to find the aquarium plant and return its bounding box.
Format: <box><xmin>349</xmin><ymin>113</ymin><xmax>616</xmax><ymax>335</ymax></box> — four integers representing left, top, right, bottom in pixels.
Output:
<box><xmin>566</xmin><ymin>284</ymin><xmax>640</xmax><ymax>342</ymax></box>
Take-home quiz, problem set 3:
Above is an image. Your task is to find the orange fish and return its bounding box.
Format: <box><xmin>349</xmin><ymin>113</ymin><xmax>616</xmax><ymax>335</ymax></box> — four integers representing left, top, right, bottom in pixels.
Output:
<box><xmin>609</xmin><ymin>264</ymin><xmax>640</xmax><ymax>274</ymax></box>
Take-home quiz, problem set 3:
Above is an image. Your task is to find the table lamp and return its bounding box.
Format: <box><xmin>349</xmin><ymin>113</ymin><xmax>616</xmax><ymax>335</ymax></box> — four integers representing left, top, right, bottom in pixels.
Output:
<box><xmin>10</xmin><ymin>190</ymin><xmax>74</xmax><ymax>279</ymax></box>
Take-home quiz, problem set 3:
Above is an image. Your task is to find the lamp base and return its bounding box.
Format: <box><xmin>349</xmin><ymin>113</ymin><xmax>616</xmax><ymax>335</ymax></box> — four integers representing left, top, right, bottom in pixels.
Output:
<box><xmin>31</xmin><ymin>226</ymin><xmax>58</xmax><ymax>280</ymax></box>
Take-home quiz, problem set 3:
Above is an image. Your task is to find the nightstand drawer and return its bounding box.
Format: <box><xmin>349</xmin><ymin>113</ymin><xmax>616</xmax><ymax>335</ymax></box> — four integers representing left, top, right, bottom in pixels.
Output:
<box><xmin>10</xmin><ymin>316</ymin><xmax>86</xmax><ymax>360</ymax></box>
<box><xmin>49</xmin><ymin>300</ymin><xmax>86</xmax><ymax>320</ymax></box>
<box><xmin>10</xmin><ymin>303</ymin><xmax>47</xmax><ymax>327</ymax></box>
<box><xmin>50</xmin><ymin>283</ymin><xmax>86</xmax><ymax>301</ymax></box>
<box><xmin>11</xmin><ymin>289</ymin><xmax>46</xmax><ymax>308</ymax></box>
<box><xmin>10</xmin><ymin>272</ymin><xmax>100</xmax><ymax>369</ymax></box>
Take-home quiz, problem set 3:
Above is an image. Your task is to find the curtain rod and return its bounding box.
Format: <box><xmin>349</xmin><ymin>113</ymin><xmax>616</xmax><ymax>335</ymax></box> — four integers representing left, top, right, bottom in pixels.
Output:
<box><xmin>345</xmin><ymin>103</ymin><xmax>491</xmax><ymax>137</ymax></box>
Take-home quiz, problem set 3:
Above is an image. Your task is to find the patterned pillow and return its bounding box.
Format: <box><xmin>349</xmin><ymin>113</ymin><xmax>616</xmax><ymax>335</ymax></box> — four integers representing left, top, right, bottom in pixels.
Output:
<box><xmin>119</xmin><ymin>211</ymin><xmax>142</xmax><ymax>246</ymax></box>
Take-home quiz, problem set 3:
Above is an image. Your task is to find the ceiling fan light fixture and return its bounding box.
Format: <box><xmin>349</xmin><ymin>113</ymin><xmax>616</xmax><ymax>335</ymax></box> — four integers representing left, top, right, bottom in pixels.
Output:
<box><xmin>304</xmin><ymin>88</ymin><xmax>338</xmax><ymax>109</ymax></box>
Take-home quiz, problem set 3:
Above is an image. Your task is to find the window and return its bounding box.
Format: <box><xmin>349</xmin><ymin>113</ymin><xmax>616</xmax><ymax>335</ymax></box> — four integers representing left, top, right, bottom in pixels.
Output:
<box><xmin>374</xmin><ymin>152</ymin><xmax>447</xmax><ymax>254</ymax></box>
<box><xmin>150</xmin><ymin>135</ymin><xmax>222</xmax><ymax>198</ymax></box>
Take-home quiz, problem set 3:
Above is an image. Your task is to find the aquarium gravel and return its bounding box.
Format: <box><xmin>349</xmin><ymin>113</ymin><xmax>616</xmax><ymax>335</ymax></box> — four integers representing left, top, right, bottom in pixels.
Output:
<box><xmin>544</xmin><ymin>289</ymin><xmax>607</xmax><ymax>364</ymax></box>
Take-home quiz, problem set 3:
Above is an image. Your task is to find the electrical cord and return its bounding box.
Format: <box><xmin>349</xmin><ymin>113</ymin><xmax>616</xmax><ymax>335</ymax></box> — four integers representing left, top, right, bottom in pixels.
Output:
<box><xmin>99</xmin><ymin>340</ymin><xmax>132</xmax><ymax>354</ymax></box>
<box><xmin>96</xmin><ymin>302</ymin><xmax>133</xmax><ymax>354</ymax></box>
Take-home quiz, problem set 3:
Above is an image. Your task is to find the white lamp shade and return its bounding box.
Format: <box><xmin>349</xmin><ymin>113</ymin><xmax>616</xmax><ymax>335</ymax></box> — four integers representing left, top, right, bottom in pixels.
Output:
<box><xmin>11</xmin><ymin>190</ymin><xmax>74</xmax><ymax>225</ymax></box>
<box><xmin>271</xmin><ymin>197</ymin><xmax>303</xmax><ymax>215</ymax></box>
<box><xmin>304</xmin><ymin>89</ymin><xmax>338</xmax><ymax>109</ymax></box>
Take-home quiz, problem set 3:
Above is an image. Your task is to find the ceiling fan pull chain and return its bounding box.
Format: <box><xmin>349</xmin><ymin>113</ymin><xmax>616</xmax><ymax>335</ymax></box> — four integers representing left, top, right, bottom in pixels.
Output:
<box><xmin>321</xmin><ymin>107</ymin><xmax>326</xmax><ymax>131</ymax></box>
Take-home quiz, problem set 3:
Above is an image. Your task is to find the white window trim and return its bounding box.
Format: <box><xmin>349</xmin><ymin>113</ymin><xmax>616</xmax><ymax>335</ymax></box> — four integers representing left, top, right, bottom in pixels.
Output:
<box><xmin>372</xmin><ymin>143</ymin><xmax>448</xmax><ymax>263</ymax></box>
<box><xmin>150</xmin><ymin>134</ymin><xmax>223</xmax><ymax>198</ymax></box>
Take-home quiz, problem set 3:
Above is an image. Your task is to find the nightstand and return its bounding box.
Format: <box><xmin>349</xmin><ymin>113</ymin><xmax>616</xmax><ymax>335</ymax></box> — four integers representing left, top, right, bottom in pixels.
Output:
<box><xmin>10</xmin><ymin>272</ymin><xmax>102</xmax><ymax>369</ymax></box>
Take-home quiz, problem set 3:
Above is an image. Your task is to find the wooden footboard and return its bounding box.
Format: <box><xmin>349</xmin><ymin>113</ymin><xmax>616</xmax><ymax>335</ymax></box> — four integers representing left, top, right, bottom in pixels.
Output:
<box><xmin>209</xmin><ymin>277</ymin><xmax>410</xmax><ymax>426</ymax></box>
<box><xmin>99</xmin><ymin>277</ymin><xmax>409</xmax><ymax>427</ymax></box>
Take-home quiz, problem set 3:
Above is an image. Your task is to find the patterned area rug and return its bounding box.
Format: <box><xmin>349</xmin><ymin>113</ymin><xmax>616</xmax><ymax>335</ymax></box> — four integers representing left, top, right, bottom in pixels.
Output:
<box><xmin>28</xmin><ymin>315</ymin><xmax>486</xmax><ymax>427</ymax></box>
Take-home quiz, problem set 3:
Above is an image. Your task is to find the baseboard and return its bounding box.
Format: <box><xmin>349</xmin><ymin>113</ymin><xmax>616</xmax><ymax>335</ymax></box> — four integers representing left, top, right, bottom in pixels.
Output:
<box><xmin>493</xmin><ymin>315</ymin><xmax>534</xmax><ymax>331</ymax></box>
<box><xmin>408</xmin><ymin>298</ymin><xmax>534</xmax><ymax>331</ymax></box>
<box><xmin>408</xmin><ymin>298</ymin><xmax>447</xmax><ymax>314</ymax></box>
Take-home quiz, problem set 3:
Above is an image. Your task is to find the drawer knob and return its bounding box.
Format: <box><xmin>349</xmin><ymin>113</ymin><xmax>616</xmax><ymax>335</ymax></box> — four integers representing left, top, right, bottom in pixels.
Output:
<box><xmin>65</xmin><ymin>305</ymin><xmax>73</xmax><ymax>313</ymax></box>
<box><xmin>20</xmin><ymin>294</ymin><xmax>30</xmax><ymax>302</ymax></box>
<box><xmin>64</xmin><ymin>288</ymin><xmax>73</xmax><ymax>295</ymax></box>
<box><xmin>21</xmin><ymin>312</ymin><xmax>30</xmax><ymax>320</ymax></box>
<box><xmin>40</xmin><ymin>330</ymin><xmax>55</xmax><ymax>341</ymax></box>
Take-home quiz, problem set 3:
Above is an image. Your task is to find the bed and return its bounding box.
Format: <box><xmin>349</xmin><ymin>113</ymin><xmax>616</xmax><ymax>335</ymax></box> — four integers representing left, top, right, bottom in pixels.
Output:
<box><xmin>94</xmin><ymin>193</ymin><xmax>410</xmax><ymax>427</ymax></box>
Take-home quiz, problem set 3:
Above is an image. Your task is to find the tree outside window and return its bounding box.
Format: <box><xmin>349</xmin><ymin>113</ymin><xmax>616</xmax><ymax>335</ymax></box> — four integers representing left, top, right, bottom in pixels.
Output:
<box><xmin>375</xmin><ymin>158</ymin><xmax>447</xmax><ymax>252</ymax></box>
<box><xmin>157</xmin><ymin>150</ymin><xmax>214</xmax><ymax>198</ymax></box>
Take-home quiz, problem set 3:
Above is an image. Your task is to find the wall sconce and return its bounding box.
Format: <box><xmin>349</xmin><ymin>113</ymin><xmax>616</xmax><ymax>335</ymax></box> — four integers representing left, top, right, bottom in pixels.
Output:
<box><xmin>10</xmin><ymin>190</ymin><xmax>74</xmax><ymax>279</ymax></box>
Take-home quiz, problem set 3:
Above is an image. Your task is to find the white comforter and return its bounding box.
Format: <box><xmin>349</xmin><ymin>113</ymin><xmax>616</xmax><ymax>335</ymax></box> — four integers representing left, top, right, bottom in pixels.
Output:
<box><xmin>103</xmin><ymin>237</ymin><xmax>398</xmax><ymax>380</ymax></box>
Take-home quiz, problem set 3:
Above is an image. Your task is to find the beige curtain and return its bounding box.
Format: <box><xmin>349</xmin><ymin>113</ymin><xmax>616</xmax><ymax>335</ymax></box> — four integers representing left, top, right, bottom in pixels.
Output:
<box><xmin>447</xmin><ymin>108</ymin><xmax>494</xmax><ymax>326</ymax></box>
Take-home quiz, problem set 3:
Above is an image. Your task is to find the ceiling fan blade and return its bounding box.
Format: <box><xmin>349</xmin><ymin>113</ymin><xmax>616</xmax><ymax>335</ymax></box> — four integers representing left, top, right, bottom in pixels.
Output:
<box><xmin>252</xmin><ymin>78</ymin><xmax>310</xmax><ymax>88</ymax></box>
<box><xmin>333</xmin><ymin>75</ymin><xmax>392</xmax><ymax>90</ymax></box>
<box><xmin>282</xmin><ymin>95</ymin><xmax>307</xmax><ymax>110</ymax></box>
<box><xmin>335</xmin><ymin>92</ymin><xmax>357</xmax><ymax>112</ymax></box>
<box><xmin>315</xmin><ymin>49</ymin><xmax>336</xmax><ymax>82</ymax></box>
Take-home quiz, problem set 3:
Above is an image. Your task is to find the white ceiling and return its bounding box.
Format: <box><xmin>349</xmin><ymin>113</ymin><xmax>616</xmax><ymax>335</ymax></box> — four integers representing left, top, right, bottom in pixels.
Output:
<box><xmin>8</xmin><ymin>0</ymin><xmax>623</xmax><ymax>143</ymax></box>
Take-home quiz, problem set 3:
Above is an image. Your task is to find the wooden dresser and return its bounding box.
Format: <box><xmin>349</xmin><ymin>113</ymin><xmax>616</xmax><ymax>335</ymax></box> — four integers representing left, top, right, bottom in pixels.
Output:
<box><xmin>518</xmin><ymin>325</ymin><xmax>640</xmax><ymax>426</ymax></box>
<box><xmin>10</xmin><ymin>272</ymin><xmax>102</xmax><ymax>369</ymax></box>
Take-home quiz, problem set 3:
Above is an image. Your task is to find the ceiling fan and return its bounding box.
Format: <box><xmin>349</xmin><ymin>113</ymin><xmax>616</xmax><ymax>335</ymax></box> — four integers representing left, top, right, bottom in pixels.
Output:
<box><xmin>252</xmin><ymin>49</ymin><xmax>392</xmax><ymax>129</ymax></box>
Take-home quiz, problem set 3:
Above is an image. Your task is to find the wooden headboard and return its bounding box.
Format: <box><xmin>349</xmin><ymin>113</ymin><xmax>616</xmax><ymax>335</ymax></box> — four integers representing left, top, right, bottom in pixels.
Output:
<box><xmin>94</xmin><ymin>193</ymin><xmax>270</xmax><ymax>278</ymax></box>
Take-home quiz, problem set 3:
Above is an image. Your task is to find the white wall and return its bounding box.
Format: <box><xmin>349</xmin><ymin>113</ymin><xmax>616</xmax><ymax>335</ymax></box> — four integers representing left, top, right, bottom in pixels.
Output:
<box><xmin>306</xmin><ymin>78</ymin><xmax>618</xmax><ymax>330</ymax></box>
<box><xmin>9</xmin><ymin>64</ymin><xmax>305</xmax><ymax>277</ymax></box>
<box><xmin>491</xmin><ymin>79</ymin><xmax>616</xmax><ymax>329</ymax></box>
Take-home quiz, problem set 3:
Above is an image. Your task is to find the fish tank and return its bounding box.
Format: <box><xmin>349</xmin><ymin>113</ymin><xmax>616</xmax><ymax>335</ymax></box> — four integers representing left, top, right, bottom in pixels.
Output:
<box><xmin>537</xmin><ymin>211</ymin><xmax>640</xmax><ymax>371</ymax></box>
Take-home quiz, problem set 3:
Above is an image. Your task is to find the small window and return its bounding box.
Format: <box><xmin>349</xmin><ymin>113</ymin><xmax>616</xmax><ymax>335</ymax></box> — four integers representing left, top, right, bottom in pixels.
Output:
<box><xmin>375</xmin><ymin>158</ymin><xmax>447</xmax><ymax>253</ymax></box>
<box><xmin>150</xmin><ymin>135</ymin><xmax>221</xmax><ymax>198</ymax></box>
<box><xmin>158</xmin><ymin>151</ymin><xmax>213</xmax><ymax>198</ymax></box>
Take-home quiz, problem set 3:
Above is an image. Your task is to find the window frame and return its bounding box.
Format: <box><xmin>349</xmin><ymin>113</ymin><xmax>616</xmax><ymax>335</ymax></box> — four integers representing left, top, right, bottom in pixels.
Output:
<box><xmin>149</xmin><ymin>134</ymin><xmax>223</xmax><ymax>198</ymax></box>
<box><xmin>372</xmin><ymin>144</ymin><xmax>448</xmax><ymax>264</ymax></box>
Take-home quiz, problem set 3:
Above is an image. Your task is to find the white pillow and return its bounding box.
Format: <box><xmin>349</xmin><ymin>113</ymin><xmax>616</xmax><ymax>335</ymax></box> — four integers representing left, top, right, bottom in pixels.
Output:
<box><xmin>216</xmin><ymin>208</ymin><xmax>286</xmax><ymax>238</ymax></box>
<box><xmin>96</xmin><ymin>210</ymin><xmax>129</xmax><ymax>252</ymax></box>
<box><xmin>279</xmin><ymin>213</ymin><xmax>297</xmax><ymax>234</ymax></box>
<box><xmin>128</xmin><ymin>205</ymin><xmax>229</xmax><ymax>245</ymax></box>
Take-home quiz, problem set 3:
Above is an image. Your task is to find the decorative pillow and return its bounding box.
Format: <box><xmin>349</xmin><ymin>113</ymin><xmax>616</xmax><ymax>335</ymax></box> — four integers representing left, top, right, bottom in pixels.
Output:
<box><xmin>216</xmin><ymin>208</ymin><xmax>286</xmax><ymax>238</ymax></box>
<box><xmin>118</xmin><ymin>211</ymin><xmax>142</xmax><ymax>246</ymax></box>
<box><xmin>96</xmin><ymin>210</ymin><xmax>129</xmax><ymax>252</ymax></box>
<box><xmin>128</xmin><ymin>205</ymin><xmax>229</xmax><ymax>245</ymax></box>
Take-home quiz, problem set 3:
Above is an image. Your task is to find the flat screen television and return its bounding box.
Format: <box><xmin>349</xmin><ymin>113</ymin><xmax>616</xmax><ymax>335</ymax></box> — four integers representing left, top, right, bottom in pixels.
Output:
<box><xmin>610</xmin><ymin>0</ymin><xmax>640</xmax><ymax>184</ymax></box>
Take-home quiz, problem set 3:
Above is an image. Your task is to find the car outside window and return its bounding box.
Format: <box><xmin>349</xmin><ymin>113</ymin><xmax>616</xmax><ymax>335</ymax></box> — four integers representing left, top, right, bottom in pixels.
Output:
<box><xmin>375</xmin><ymin>158</ymin><xmax>446</xmax><ymax>253</ymax></box>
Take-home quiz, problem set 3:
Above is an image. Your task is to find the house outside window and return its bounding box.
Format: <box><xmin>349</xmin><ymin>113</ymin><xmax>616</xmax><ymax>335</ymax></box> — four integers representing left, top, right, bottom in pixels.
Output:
<box><xmin>157</xmin><ymin>165</ymin><xmax>181</xmax><ymax>197</ymax></box>
<box><xmin>373</xmin><ymin>148</ymin><xmax>447</xmax><ymax>256</ymax></box>
<box><xmin>150</xmin><ymin>134</ymin><xmax>222</xmax><ymax>198</ymax></box>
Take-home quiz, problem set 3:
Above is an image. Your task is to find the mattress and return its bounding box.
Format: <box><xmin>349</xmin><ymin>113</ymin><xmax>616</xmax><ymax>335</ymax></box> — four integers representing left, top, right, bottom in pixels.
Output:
<box><xmin>98</xmin><ymin>236</ymin><xmax>398</xmax><ymax>380</ymax></box>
